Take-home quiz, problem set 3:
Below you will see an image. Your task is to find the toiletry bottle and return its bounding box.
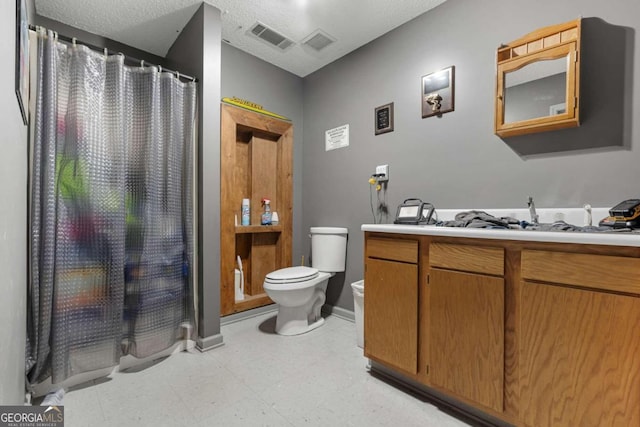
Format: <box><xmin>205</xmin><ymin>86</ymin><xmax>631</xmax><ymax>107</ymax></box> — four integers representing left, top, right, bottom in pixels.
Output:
<box><xmin>261</xmin><ymin>198</ymin><xmax>272</xmax><ymax>225</ymax></box>
<box><xmin>241</xmin><ymin>198</ymin><xmax>250</xmax><ymax>226</ymax></box>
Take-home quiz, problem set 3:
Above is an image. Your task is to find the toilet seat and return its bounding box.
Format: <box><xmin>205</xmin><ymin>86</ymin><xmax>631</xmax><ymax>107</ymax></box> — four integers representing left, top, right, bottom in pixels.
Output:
<box><xmin>265</xmin><ymin>266</ymin><xmax>319</xmax><ymax>284</ymax></box>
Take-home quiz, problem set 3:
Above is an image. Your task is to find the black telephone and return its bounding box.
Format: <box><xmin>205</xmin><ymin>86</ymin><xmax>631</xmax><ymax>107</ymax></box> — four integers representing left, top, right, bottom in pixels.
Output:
<box><xmin>394</xmin><ymin>198</ymin><xmax>436</xmax><ymax>225</ymax></box>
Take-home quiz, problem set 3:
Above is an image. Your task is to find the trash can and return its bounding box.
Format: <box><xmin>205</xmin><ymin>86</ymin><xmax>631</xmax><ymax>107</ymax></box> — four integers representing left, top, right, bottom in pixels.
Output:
<box><xmin>351</xmin><ymin>280</ymin><xmax>364</xmax><ymax>349</ymax></box>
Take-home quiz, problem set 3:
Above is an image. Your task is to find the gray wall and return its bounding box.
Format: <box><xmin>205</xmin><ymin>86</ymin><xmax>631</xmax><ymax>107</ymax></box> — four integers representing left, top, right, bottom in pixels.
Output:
<box><xmin>166</xmin><ymin>3</ymin><xmax>222</xmax><ymax>349</ymax></box>
<box><xmin>0</xmin><ymin>0</ymin><xmax>30</xmax><ymax>404</ymax></box>
<box><xmin>220</xmin><ymin>43</ymin><xmax>305</xmax><ymax>267</ymax></box>
<box><xmin>302</xmin><ymin>0</ymin><xmax>640</xmax><ymax>310</ymax></box>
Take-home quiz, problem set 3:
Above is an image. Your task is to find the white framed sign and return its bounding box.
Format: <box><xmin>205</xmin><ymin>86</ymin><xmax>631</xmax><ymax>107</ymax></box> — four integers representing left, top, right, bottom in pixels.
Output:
<box><xmin>325</xmin><ymin>124</ymin><xmax>349</xmax><ymax>151</ymax></box>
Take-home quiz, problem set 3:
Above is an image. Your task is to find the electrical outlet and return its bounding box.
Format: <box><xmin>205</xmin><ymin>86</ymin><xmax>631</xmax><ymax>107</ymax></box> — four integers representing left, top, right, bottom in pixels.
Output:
<box><xmin>375</xmin><ymin>164</ymin><xmax>389</xmax><ymax>182</ymax></box>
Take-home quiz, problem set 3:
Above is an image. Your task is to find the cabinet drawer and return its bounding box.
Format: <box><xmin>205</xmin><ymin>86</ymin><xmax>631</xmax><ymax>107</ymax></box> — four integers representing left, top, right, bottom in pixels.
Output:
<box><xmin>522</xmin><ymin>250</ymin><xmax>640</xmax><ymax>294</ymax></box>
<box><xmin>430</xmin><ymin>243</ymin><xmax>504</xmax><ymax>276</ymax></box>
<box><xmin>367</xmin><ymin>237</ymin><xmax>418</xmax><ymax>264</ymax></box>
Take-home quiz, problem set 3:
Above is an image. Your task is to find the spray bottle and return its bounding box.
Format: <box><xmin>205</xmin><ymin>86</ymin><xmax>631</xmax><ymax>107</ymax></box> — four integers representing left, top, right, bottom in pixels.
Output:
<box><xmin>261</xmin><ymin>198</ymin><xmax>272</xmax><ymax>225</ymax></box>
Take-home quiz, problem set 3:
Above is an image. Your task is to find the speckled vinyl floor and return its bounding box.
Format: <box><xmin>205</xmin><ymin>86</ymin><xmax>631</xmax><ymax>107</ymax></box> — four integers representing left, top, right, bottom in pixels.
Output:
<box><xmin>61</xmin><ymin>312</ymin><xmax>472</xmax><ymax>426</ymax></box>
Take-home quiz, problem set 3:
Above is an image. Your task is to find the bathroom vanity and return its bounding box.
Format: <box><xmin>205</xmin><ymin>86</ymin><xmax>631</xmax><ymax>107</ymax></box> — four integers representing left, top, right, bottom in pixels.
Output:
<box><xmin>362</xmin><ymin>224</ymin><xmax>640</xmax><ymax>427</ymax></box>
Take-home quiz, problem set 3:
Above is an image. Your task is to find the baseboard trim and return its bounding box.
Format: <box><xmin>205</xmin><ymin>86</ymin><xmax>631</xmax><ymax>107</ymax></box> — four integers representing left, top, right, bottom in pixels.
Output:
<box><xmin>217</xmin><ymin>304</ymin><xmax>352</xmax><ymax>328</ymax></box>
<box><xmin>220</xmin><ymin>304</ymin><xmax>278</xmax><ymax>326</ymax></box>
<box><xmin>196</xmin><ymin>333</ymin><xmax>224</xmax><ymax>352</ymax></box>
<box><xmin>322</xmin><ymin>305</ymin><xmax>355</xmax><ymax>322</ymax></box>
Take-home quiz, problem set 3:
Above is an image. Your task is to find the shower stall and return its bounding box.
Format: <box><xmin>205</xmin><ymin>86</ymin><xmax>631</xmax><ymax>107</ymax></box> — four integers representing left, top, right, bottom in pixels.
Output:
<box><xmin>26</xmin><ymin>28</ymin><xmax>197</xmax><ymax>394</ymax></box>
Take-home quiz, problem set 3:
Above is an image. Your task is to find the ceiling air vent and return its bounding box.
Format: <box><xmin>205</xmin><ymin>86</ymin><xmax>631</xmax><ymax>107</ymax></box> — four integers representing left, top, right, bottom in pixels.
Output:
<box><xmin>248</xmin><ymin>22</ymin><xmax>295</xmax><ymax>51</ymax></box>
<box><xmin>302</xmin><ymin>30</ymin><xmax>335</xmax><ymax>52</ymax></box>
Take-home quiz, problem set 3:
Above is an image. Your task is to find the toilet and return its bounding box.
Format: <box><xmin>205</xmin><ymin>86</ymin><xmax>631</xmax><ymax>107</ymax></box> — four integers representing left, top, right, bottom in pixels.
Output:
<box><xmin>263</xmin><ymin>227</ymin><xmax>348</xmax><ymax>335</ymax></box>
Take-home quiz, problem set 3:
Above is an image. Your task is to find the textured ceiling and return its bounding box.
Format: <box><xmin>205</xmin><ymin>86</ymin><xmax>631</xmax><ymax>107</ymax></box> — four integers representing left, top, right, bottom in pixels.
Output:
<box><xmin>35</xmin><ymin>0</ymin><xmax>447</xmax><ymax>77</ymax></box>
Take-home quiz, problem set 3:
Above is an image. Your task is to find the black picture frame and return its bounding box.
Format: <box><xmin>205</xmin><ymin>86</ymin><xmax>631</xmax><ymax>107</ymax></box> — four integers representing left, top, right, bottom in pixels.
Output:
<box><xmin>374</xmin><ymin>102</ymin><xmax>394</xmax><ymax>135</ymax></box>
<box><xmin>15</xmin><ymin>0</ymin><xmax>29</xmax><ymax>125</ymax></box>
<box><xmin>421</xmin><ymin>66</ymin><xmax>455</xmax><ymax>118</ymax></box>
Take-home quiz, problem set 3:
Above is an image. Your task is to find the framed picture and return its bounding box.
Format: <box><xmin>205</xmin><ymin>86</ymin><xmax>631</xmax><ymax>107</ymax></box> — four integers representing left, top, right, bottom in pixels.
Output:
<box><xmin>15</xmin><ymin>0</ymin><xmax>29</xmax><ymax>125</ymax></box>
<box><xmin>421</xmin><ymin>66</ymin><xmax>455</xmax><ymax>118</ymax></box>
<box><xmin>374</xmin><ymin>102</ymin><xmax>394</xmax><ymax>135</ymax></box>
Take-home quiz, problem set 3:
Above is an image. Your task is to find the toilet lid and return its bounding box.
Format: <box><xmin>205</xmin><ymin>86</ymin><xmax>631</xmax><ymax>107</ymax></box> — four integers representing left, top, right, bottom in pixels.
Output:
<box><xmin>265</xmin><ymin>266</ymin><xmax>319</xmax><ymax>284</ymax></box>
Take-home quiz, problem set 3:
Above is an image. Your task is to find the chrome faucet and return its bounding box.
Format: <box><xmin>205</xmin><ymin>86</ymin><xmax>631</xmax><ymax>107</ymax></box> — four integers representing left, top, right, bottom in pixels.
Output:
<box><xmin>527</xmin><ymin>196</ymin><xmax>539</xmax><ymax>225</ymax></box>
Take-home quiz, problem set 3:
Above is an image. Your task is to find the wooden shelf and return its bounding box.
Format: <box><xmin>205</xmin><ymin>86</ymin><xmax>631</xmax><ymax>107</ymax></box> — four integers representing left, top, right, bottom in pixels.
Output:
<box><xmin>235</xmin><ymin>225</ymin><xmax>282</xmax><ymax>234</ymax></box>
<box><xmin>232</xmin><ymin>293</ymin><xmax>274</xmax><ymax>314</ymax></box>
<box><xmin>220</xmin><ymin>104</ymin><xmax>293</xmax><ymax>316</ymax></box>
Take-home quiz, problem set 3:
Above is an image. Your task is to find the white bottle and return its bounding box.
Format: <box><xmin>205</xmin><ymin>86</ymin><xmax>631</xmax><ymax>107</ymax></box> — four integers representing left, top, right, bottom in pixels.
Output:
<box><xmin>241</xmin><ymin>199</ymin><xmax>250</xmax><ymax>226</ymax></box>
<box><xmin>235</xmin><ymin>256</ymin><xmax>244</xmax><ymax>301</ymax></box>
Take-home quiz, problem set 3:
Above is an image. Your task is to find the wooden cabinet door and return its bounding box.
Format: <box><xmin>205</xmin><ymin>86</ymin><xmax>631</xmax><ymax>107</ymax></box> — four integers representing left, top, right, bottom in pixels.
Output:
<box><xmin>430</xmin><ymin>268</ymin><xmax>504</xmax><ymax>413</ymax></box>
<box><xmin>364</xmin><ymin>258</ymin><xmax>418</xmax><ymax>374</ymax></box>
<box><xmin>520</xmin><ymin>281</ymin><xmax>640</xmax><ymax>427</ymax></box>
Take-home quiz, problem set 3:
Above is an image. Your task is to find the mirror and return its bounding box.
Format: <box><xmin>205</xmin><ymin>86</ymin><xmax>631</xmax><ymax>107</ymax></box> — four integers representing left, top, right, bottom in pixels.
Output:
<box><xmin>495</xmin><ymin>19</ymin><xmax>581</xmax><ymax>137</ymax></box>
<box><xmin>504</xmin><ymin>56</ymin><xmax>567</xmax><ymax>123</ymax></box>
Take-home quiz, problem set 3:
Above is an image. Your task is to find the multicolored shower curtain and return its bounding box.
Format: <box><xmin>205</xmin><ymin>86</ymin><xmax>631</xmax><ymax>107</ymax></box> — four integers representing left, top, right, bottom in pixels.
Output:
<box><xmin>27</xmin><ymin>29</ymin><xmax>196</xmax><ymax>386</ymax></box>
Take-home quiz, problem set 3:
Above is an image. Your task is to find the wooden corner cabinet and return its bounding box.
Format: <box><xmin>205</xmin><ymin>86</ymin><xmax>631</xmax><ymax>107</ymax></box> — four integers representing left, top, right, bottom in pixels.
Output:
<box><xmin>220</xmin><ymin>104</ymin><xmax>293</xmax><ymax>316</ymax></box>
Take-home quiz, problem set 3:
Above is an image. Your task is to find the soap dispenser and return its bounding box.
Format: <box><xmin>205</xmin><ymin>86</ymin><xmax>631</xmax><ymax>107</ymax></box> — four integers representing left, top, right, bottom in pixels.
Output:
<box><xmin>261</xmin><ymin>198</ymin><xmax>272</xmax><ymax>225</ymax></box>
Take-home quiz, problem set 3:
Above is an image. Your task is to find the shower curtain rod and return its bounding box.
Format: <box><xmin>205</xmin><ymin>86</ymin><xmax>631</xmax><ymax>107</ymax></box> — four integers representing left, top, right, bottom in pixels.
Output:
<box><xmin>29</xmin><ymin>24</ymin><xmax>197</xmax><ymax>82</ymax></box>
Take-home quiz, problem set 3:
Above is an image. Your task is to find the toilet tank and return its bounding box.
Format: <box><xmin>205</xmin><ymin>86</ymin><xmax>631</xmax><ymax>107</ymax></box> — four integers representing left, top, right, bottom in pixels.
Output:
<box><xmin>310</xmin><ymin>227</ymin><xmax>348</xmax><ymax>272</ymax></box>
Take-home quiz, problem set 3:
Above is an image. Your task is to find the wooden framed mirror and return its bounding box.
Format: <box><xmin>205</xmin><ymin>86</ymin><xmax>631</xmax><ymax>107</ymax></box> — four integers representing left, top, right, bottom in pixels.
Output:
<box><xmin>495</xmin><ymin>19</ymin><xmax>581</xmax><ymax>137</ymax></box>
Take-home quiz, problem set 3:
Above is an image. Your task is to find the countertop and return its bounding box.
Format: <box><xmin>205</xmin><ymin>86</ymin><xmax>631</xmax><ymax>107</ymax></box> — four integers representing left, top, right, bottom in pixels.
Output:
<box><xmin>361</xmin><ymin>224</ymin><xmax>640</xmax><ymax>247</ymax></box>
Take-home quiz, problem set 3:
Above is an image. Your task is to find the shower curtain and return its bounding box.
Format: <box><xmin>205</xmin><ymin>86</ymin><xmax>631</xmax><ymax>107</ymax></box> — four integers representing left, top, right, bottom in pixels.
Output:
<box><xmin>27</xmin><ymin>29</ymin><xmax>196</xmax><ymax>386</ymax></box>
